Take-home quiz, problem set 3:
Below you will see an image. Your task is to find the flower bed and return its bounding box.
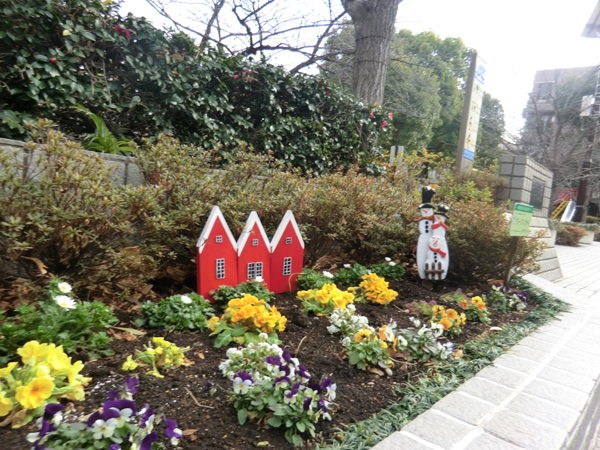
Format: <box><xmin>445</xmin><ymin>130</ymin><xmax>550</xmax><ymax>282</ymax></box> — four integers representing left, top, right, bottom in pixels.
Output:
<box><xmin>1</xmin><ymin>274</ymin><xmax>567</xmax><ymax>450</ymax></box>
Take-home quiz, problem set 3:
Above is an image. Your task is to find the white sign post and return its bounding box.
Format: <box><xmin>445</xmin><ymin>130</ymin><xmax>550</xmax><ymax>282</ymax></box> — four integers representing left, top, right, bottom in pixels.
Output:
<box><xmin>455</xmin><ymin>53</ymin><xmax>486</xmax><ymax>172</ymax></box>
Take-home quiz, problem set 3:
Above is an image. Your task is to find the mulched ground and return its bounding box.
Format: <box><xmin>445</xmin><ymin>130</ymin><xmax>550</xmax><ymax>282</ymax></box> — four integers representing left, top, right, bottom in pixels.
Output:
<box><xmin>2</xmin><ymin>273</ymin><xmax>532</xmax><ymax>450</ymax></box>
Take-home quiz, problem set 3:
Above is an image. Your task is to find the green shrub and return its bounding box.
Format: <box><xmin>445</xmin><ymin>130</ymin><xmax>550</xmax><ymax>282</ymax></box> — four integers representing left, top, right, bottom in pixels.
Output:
<box><xmin>136</xmin><ymin>293</ymin><xmax>215</xmax><ymax>331</ymax></box>
<box><xmin>0</xmin><ymin>278</ymin><xmax>117</xmax><ymax>365</ymax></box>
<box><xmin>333</xmin><ymin>264</ymin><xmax>370</xmax><ymax>287</ymax></box>
<box><xmin>447</xmin><ymin>202</ymin><xmax>544</xmax><ymax>279</ymax></box>
<box><xmin>0</xmin><ymin>122</ymin><xmax>160</xmax><ymax>297</ymax></box>
<box><xmin>0</xmin><ymin>0</ymin><xmax>391</xmax><ymax>174</ymax></box>
<box><xmin>557</xmin><ymin>224</ymin><xmax>588</xmax><ymax>246</ymax></box>
<box><xmin>370</xmin><ymin>259</ymin><xmax>405</xmax><ymax>280</ymax></box>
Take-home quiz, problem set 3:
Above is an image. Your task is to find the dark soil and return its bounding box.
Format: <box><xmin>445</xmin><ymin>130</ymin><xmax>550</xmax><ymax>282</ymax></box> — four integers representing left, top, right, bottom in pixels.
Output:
<box><xmin>2</xmin><ymin>274</ymin><xmax>531</xmax><ymax>450</ymax></box>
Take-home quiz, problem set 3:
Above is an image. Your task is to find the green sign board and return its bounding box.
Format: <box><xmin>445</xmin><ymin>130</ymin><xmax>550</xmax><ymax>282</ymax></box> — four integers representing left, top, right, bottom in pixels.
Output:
<box><xmin>509</xmin><ymin>203</ymin><xmax>534</xmax><ymax>236</ymax></box>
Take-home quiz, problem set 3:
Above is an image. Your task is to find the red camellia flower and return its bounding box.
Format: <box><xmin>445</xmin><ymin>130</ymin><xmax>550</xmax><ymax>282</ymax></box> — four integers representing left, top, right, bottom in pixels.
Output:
<box><xmin>380</xmin><ymin>121</ymin><xmax>387</xmax><ymax>128</ymax></box>
<box><xmin>233</xmin><ymin>74</ymin><xmax>239</xmax><ymax>79</ymax></box>
<box><xmin>49</xmin><ymin>58</ymin><xmax>57</xmax><ymax>63</ymax></box>
<box><xmin>114</xmin><ymin>25</ymin><xmax>131</xmax><ymax>39</ymax></box>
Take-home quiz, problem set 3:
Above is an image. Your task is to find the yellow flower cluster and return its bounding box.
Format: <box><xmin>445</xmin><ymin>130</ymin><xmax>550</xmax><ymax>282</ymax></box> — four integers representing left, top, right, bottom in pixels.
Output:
<box><xmin>0</xmin><ymin>340</ymin><xmax>90</xmax><ymax>426</ymax></box>
<box><xmin>215</xmin><ymin>294</ymin><xmax>287</xmax><ymax>333</ymax></box>
<box><xmin>297</xmin><ymin>283</ymin><xmax>354</xmax><ymax>313</ymax></box>
<box><xmin>122</xmin><ymin>337</ymin><xmax>192</xmax><ymax>378</ymax></box>
<box><xmin>471</xmin><ymin>296</ymin><xmax>487</xmax><ymax>311</ymax></box>
<box><xmin>359</xmin><ymin>273</ymin><xmax>398</xmax><ymax>305</ymax></box>
<box><xmin>432</xmin><ymin>306</ymin><xmax>466</xmax><ymax>331</ymax></box>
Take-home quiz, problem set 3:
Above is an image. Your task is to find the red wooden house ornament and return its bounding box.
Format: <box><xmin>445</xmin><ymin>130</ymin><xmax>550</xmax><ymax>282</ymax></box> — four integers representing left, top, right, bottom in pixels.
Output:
<box><xmin>196</xmin><ymin>206</ymin><xmax>238</xmax><ymax>300</ymax></box>
<box><xmin>237</xmin><ymin>211</ymin><xmax>271</xmax><ymax>288</ymax></box>
<box><xmin>270</xmin><ymin>210</ymin><xmax>305</xmax><ymax>294</ymax></box>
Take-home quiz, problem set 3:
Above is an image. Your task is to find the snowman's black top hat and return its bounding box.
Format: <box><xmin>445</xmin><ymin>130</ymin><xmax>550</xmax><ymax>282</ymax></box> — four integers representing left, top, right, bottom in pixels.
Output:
<box><xmin>436</xmin><ymin>204</ymin><xmax>450</xmax><ymax>217</ymax></box>
<box><xmin>419</xmin><ymin>186</ymin><xmax>435</xmax><ymax>208</ymax></box>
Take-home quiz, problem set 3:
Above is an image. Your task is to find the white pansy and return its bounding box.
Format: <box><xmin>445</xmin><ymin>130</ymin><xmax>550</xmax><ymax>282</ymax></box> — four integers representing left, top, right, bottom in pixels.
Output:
<box><xmin>322</xmin><ymin>271</ymin><xmax>334</xmax><ymax>278</ymax></box>
<box><xmin>57</xmin><ymin>282</ymin><xmax>72</xmax><ymax>293</ymax></box>
<box><xmin>388</xmin><ymin>261</ymin><xmax>396</xmax><ymax>266</ymax></box>
<box><xmin>385</xmin><ymin>257</ymin><xmax>391</xmax><ymax>262</ymax></box>
<box><xmin>180</xmin><ymin>295</ymin><xmax>192</xmax><ymax>304</ymax></box>
<box><xmin>55</xmin><ymin>295</ymin><xmax>76</xmax><ymax>310</ymax></box>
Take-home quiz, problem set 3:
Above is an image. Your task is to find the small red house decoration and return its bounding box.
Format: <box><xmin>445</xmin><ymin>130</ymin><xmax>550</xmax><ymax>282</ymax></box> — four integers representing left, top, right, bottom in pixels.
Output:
<box><xmin>270</xmin><ymin>210</ymin><xmax>305</xmax><ymax>293</ymax></box>
<box><xmin>196</xmin><ymin>206</ymin><xmax>238</xmax><ymax>300</ymax></box>
<box><xmin>237</xmin><ymin>211</ymin><xmax>271</xmax><ymax>288</ymax></box>
<box><xmin>196</xmin><ymin>208</ymin><xmax>304</xmax><ymax>299</ymax></box>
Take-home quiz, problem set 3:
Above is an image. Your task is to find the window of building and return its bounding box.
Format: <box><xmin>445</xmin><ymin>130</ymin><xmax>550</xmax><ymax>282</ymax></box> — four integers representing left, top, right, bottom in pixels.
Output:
<box><xmin>256</xmin><ymin>262</ymin><xmax>263</xmax><ymax>278</ymax></box>
<box><xmin>215</xmin><ymin>235</ymin><xmax>223</xmax><ymax>243</ymax></box>
<box><xmin>216</xmin><ymin>258</ymin><xmax>225</xmax><ymax>279</ymax></box>
<box><xmin>537</xmin><ymin>83</ymin><xmax>553</xmax><ymax>102</ymax></box>
<box><xmin>252</xmin><ymin>239</ymin><xmax>259</xmax><ymax>246</ymax></box>
<box><xmin>247</xmin><ymin>262</ymin><xmax>255</xmax><ymax>279</ymax></box>
<box><xmin>283</xmin><ymin>257</ymin><xmax>292</xmax><ymax>276</ymax></box>
<box><xmin>286</xmin><ymin>237</ymin><xmax>292</xmax><ymax>244</ymax></box>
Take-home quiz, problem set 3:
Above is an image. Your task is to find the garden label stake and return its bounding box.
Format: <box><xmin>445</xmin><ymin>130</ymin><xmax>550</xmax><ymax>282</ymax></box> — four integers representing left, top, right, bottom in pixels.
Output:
<box><xmin>504</xmin><ymin>203</ymin><xmax>534</xmax><ymax>285</ymax></box>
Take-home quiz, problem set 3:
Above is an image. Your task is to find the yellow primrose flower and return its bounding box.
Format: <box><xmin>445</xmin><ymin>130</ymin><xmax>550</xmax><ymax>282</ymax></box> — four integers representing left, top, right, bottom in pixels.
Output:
<box><xmin>46</xmin><ymin>346</ymin><xmax>71</xmax><ymax>371</ymax></box>
<box><xmin>15</xmin><ymin>376</ymin><xmax>54</xmax><ymax>409</ymax></box>
<box><xmin>315</xmin><ymin>290</ymin><xmax>330</xmax><ymax>304</ymax></box>
<box><xmin>155</xmin><ymin>347</ymin><xmax>164</xmax><ymax>355</ymax></box>
<box><xmin>297</xmin><ymin>290</ymin><xmax>313</xmax><ymax>300</ymax></box>
<box><xmin>354</xmin><ymin>329</ymin><xmax>372</xmax><ymax>342</ymax></box>
<box><xmin>122</xmin><ymin>355</ymin><xmax>139</xmax><ymax>371</ymax></box>
<box><xmin>17</xmin><ymin>341</ymin><xmax>52</xmax><ymax>365</ymax></box>
<box><xmin>147</xmin><ymin>369</ymin><xmax>164</xmax><ymax>378</ymax></box>
<box><xmin>152</xmin><ymin>337</ymin><xmax>166</xmax><ymax>346</ymax></box>
<box><xmin>322</xmin><ymin>283</ymin><xmax>337</xmax><ymax>294</ymax></box>
<box><xmin>64</xmin><ymin>383</ymin><xmax>85</xmax><ymax>401</ymax></box>
<box><xmin>208</xmin><ymin>316</ymin><xmax>219</xmax><ymax>331</ymax></box>
<box><xmin>68</xmin><ymin>361</ymin><xmax>84</xmax><ymax>385</ymax></box>
<box><xmin>0</xmin><ymin>362</ymin><xmax>17</xmax><ymax>378</ymax></box>
<box><xmin>347</xmin><ymin>287</ymin><xmax>357</xmax><ymax>294</ymax></box>
<box><xmin>0</xmin><ymin>392</ymin><xmax>14</xmax><ymax>416</ymax></box>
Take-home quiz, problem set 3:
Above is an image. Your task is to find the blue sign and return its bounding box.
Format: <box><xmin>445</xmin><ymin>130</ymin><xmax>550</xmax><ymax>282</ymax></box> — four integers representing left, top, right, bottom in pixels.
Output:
<box><xmin>475</xmin><ymin>64</ymin><xmax>486</xmax><ymax>84</ymax></box>
<box><xmin>463</xmin><ymin>148</ymin><xmax>474</xmax><ymax>161</ymax></box>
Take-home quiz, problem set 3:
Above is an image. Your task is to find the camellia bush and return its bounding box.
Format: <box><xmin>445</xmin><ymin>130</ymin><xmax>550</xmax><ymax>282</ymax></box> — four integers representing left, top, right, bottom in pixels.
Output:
<box><xmin>0</xmin><ymin>0</ymin><xmax>391</xmax><ymax>174</ymax></box>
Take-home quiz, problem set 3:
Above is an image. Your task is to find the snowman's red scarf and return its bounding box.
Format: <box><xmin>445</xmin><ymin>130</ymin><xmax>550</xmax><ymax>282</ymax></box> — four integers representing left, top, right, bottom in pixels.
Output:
<box><xmin>429</xmin><ymin>246</ymin><xmax>447</xmax><ymax>258</ymax></box>
<box><xmin>432</xmin><ymin>221</ymin><xmax>448</xmax><ymax>230</ymax></box>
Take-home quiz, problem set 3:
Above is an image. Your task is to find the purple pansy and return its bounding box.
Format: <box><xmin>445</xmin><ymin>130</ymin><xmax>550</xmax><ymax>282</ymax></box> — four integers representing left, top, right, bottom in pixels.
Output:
<box><xmin>206</xmin><ymin>380</ymin><xmax>214</xmax><ymax>392</ymax></box>
<box><xmin>296</xmin><ymin>365</ymin><xmax>310</xmax><ymax>381</ymax></box>
<box><xmin>109</xmin><ymin>445</ymin><xmax>121</xmax><ymax>450</ymax></box>
<box><xmin>165</xmin><ymin>418</ymin><xmax>183</xmax><ymax>439</ymax></box>
<box><xmin>140</xmin><ymin>404</ymin><xmax>155</xmax><ymax>428</ymax></box>
<box><xmin>308</xmin><ymin>382</ymin><xmax>322</xmax><ymax>394</ymax></box>
<box><xmin>274</xmin><ymin>376</ymin><xmax>291</xmax><ymax>389</ymax></box>
<box><xmin>265</xmin><ymin>355</ymin><xmax>281</xmax><ymax>366</ymax></box>
<box><xmin>233</xmin><ymin>372</ymin><xmax>254</xmax><ymax>394</ymax></box>
<box><xmin>126</xmin><ymin>378</ymin><xmax>139</xmax><ymax>395</ymax></box>
<box><xmin>43</xmin><ymin>403</ymin><xmax>65</xmax><ymax>422</ymax></box>
<box><xmin>107</xmin><ymin>390</ymin><xmax>119</xmax><ymax>401</ymax></box>
<box><xmin>104</xmin><ymin>399</ymin><xmax>137</xmax><ymax>416</ymax></box>
<box><xmin>140</xmin><ymin>432</ymin><xmax>158</xmax><ymax>450</ymax></box>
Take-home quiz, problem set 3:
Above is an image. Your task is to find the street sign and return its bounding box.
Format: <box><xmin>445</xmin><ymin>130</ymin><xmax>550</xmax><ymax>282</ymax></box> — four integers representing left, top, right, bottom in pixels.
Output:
<box><xmin>509</xmin><ymin>203</ymin><xmax>534</xmax><ymax>236</ymax></box>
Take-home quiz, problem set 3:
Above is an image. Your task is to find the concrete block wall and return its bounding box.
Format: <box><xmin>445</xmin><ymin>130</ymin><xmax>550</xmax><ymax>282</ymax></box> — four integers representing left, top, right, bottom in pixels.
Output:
<box><xmin>0</xmin><ymin>137</ymin><xmax>145</xmax><ymax>186</ymax></box>
<box><xmin>499</xmin><ymin>154</ymin><xmax>562</xmax><ymax>281</ymax></box>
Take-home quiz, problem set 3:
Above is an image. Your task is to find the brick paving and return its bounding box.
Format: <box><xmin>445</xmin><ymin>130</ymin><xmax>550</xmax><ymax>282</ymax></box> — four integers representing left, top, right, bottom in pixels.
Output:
<box><xmin>372</xmin><ymin>241</ymin><xmax>600</xmax><ymax>450</ymax></box>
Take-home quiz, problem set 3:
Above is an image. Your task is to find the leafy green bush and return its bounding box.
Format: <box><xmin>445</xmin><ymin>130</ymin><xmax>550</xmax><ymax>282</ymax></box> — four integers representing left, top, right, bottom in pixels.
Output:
<box><xmin>136</xmin><ymin>293</ymin><xmax>215</xmax><ymax>331</ymax></box>
<box><xmin>0</xmin><ymin>278</ymin><xmax>117</xmax><ymax>365</ymax></box>
<box><xmin>556</xmin><ymin>224</ymin><xmax>588</xmax><ymax>246</ymax></box>
<box><xmin>333</xmin><ymin>264</ymin><xmax>370</xmax><ymax>287</ymax></box>
<box><xmin>370</xmin><ymin>259</ymin><xmax>405</xmax><ymax>280</ymax></box>
<box><xmin>0</xmin><ymin>0</ymin><xmax>391</xmax><ymax>174</ymax></box>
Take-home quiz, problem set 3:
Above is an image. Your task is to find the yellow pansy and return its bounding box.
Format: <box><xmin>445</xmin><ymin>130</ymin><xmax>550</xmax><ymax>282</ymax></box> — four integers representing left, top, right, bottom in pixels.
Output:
<box><xmin>354</xmin><ymin>329</ymin><xmax>372</xmax><ymax>342</ymax></box>
<box><xmin>439</xmin><ymin>318</ymin><xmax>452</xmax><ymax>331</ymax></box>
<box><xmin>445</xmin><ymin>309</ymin><xmax>458</xmax><ymax>320</ymax></box>
<box><xmin>15</xmin><ymin>376</ymin><xmax>54</xmax><ymax>409</ymax></box>
<box><xmin>471</xmin><ymin>296</ymin><xmax>483</xmax><ymax>305</ymax></box>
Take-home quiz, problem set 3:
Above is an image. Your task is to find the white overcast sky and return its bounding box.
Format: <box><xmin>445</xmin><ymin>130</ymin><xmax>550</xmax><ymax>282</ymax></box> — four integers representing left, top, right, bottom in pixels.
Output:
<box><xmin>119</xmin><ymin>0</ymin><xmax>600</xmax><ymax>135</ymax></box>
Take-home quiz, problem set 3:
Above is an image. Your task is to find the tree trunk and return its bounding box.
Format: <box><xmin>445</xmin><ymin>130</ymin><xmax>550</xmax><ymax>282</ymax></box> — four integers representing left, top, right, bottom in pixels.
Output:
<box><xmin>341</xmin><ymin>0</ymin><xmax>403</xmax><ymax>104</ymax></box>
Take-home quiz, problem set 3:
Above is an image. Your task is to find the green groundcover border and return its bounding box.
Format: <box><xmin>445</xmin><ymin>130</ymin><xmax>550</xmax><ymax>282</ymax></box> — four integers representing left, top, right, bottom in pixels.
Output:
<box><xmin>318</xmin><ymin>277</ymin><xmax>570</xmax><ymax>449</ymax></box>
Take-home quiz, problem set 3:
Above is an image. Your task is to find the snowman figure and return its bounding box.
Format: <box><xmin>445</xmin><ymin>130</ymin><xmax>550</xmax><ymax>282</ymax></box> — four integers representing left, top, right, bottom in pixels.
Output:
<box><xmin>416</xmin><ymin>186</ymin><xmax>436</xmax><ymax>279</ymax></box>
<box><xmin>425</xmin><ymin>235</ymin><xmax>448</xmax><ymax>280</ymax></box>
<box><xmin>431</xmin><ymin>204</ymin><xmax>449</xmax><ymax>279</ymax></box>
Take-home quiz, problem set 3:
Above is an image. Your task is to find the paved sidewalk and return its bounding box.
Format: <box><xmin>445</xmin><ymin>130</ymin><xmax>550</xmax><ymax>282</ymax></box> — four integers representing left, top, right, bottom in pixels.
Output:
<box><xmin>372</xmin><ymin>241</ymin><xmax>600</xmax><ymax>450</ymax></box>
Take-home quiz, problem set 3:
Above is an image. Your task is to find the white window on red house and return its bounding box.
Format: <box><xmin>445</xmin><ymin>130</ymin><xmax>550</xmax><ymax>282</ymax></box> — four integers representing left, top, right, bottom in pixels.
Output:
<box><xmin>247</xmin><ymin>262</ymin><xmax>256</xmax><ymax>279</ymax></box>
<box><xmin>256</xmin><ymin>262</ymin><xmax>263</xmax><ymax>278</ymax></box>
<box><xmin>282</xmin><ymin>257</ymin><xmax>292</xmax><ymax>276</ymax></box>
<box><xmin>252</xmin><ymin>239</ymin><xmax>259</xmax><ymax>246</ymax></box>
<box><xmin>286</xmin><ymin>237</ymin><xmax>292</xmax><ymax>244</ymax></box>
<box><xmin>215</xmin><ymin>235</ymin><xmax>223</xmax><ymax>243</ymax></box>
<box><xmin>216</xmin><ymin>258</ymin><xmax>225</xmax><ymax>279</ymax></box>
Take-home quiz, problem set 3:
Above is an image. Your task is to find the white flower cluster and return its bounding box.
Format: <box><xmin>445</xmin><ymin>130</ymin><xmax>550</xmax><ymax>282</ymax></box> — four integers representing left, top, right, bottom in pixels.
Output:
<box><xmin>219</xmin><ymin>340</ymin><xmax>284</xmax><ymax>380</ymax></box>
<box><xmin>327</xmin><ymin>305</ymin><xmax>372</xmax><ymax>337</ymax></box>
<box><xmin>406</xmin><ymin>318</ymin><xmax>453</xmax><ymax>361</ymax></box>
